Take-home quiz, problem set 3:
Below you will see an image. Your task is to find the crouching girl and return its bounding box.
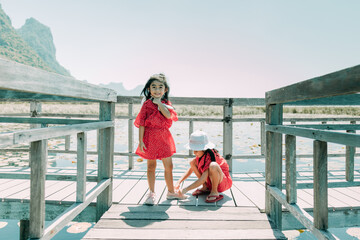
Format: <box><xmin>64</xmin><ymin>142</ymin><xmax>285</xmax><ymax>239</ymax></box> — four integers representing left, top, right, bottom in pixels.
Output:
<box><xmin>175</xmin><ymin>130</ymin><xmax>232</xmax><ymax>203</ymax></box>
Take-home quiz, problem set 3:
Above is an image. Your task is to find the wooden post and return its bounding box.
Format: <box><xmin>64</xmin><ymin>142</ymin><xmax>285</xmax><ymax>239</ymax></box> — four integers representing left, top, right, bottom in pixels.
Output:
<box><xmin>261</xmin><ymin>120</ymin><xmax>266</xmax><ymax>155</ymax></box>
<box><xmin>189</xmin><ymin>120</ymin><xmax>194</xmax><ymax>156</ymax></box>
<box><xmin>65</xmin><ymin>117</ymin><xmax>71</xmax><ymax>151</ymax></box>
<box><xmin>76</xmin><ymin>132</ymin><xmax>87</xmax><ymax>202</ymax></box>
<box><xmin>313</xmin><ymin>140</ymin><xmax>328</xmax><ymax>230</ymax></box>
<box><xmin>265</xmin><ymin>103</ymin><xmax>283</xmax><ymax>229</ymax></box>
<box><xmin>20</xmin><ymin>219</ymin><xmax>30</xmax><ymax>240</ymax></box>
<box><xmin>223</xmin><ymin>98</ymin><xmax>233</xmax><ymax>171</ymax></box>
<box><xmin>346</xmin><ymin>120</ymin><xmax>356</xmax><ymax>182</ymax></box>
<box><xmin>128</xmin><ymin>103</ymin><xmax>134</xmax><ymax>170</ymax></box>
<box><xmin>285</xmin><ymin>135</ymin><xmax>296</xmax><ymax>204</ymax></box>
<box><xmin>30</xmin><ymin>101</ymin><xmax>41</xmax><ymax>123</ymax></box>
<box><xmin>30</xmin><ymin>101</ymin><xmax>42</xmax><ymax>166</ymax></box>
<box><xmin>96</xmin><ymin>102</ymin><xmax>115</xmax><ymax>221</ymax></box>
<box><xmin>29</xmin><ymin>140</ymin><xmax>47</xmax><ymax>239</ymax></box>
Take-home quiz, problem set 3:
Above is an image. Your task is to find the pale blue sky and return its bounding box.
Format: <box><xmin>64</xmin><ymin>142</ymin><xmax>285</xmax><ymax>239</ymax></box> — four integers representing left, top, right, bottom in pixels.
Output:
<box><xmin>1</xmin><ymin>0</ymin><xmax>360</xmax><ymax>97</ymax></box>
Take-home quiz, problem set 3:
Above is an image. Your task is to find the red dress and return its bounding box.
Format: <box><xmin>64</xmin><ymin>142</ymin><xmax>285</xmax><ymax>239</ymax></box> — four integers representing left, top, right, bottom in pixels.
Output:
<box><xmin>134</xmin><ymin>99</ymin><xmax>178</xmax><ymax>160</ymax></box>
<box><xmin>196</xmin><ymin>149</ymin><xmax>232</xmax><ymax>192</ymax></box>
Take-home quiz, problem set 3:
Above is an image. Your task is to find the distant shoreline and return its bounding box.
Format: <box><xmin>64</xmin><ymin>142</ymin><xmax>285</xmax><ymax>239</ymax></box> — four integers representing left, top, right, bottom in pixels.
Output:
<box><xmin>0</xmin><ymin>102</ymin><xmax>359</xmax><ymax>118</ymax></box>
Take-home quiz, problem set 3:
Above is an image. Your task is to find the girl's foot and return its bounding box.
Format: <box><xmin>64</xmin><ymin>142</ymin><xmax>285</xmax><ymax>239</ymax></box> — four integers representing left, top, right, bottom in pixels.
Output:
<box><xmin>144</xmin><ymin>191</ymin><xmax>156</xmax><ymax>205</ymax></box>
<box><xmin>192</xmin><ymin>188</ymin><xmax>210</xmax><ymax>196</ymax></box>
<box><xmin>205</xmin><ymin>194</ymin><xmax>223</xmax><ymax>203</ymax></box>
<box><xmin>166</xmin><ymin>191</ymin><xmax>188</xmax><ymax>200</ymax></box>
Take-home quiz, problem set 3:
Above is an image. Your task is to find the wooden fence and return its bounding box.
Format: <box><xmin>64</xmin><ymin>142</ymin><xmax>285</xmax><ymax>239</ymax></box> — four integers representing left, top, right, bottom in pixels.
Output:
<box><xmin>2</xmin><ymin>97</ymin><xmax>359</xmax><ymax>173</ymax></box>
<box><xmin>265</xmin><ymin>64</ymin><xmax>360</xmax><ymax>239</ymax></box>
<box><xmin>0</xmin><ymin>58</ymin><xmax>116</xmax><ymax>239</ymax></box>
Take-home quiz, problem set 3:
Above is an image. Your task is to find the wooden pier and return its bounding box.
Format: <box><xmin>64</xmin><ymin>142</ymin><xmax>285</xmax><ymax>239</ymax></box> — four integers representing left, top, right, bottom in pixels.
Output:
<box><xmin>1</xmin><ymin>167</ymin><xmax>360</xmax><ymax>239</ymax></box>
<box><xmin>1</xmin><ymin>58</ymin><xmax>360</xmax><ymax>239</ymax></box>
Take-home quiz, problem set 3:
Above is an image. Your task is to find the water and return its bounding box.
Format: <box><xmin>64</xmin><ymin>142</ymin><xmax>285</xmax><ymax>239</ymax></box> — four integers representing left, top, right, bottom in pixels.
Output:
<box><xmin>0</xmin><ymin>220</ymin><xmax>94</xmax><ymax>240</ymax></box>
<box><xmin>51</xmin><ymin>120</ymin><xmax>360</xmax><ymax>173</ymax></box>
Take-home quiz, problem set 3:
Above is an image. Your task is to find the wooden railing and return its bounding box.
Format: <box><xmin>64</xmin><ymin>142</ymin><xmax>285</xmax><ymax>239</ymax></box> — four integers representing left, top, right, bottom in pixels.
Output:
<box><xmin>0</xmin><ymin>58</ymin><xmax>116</xmax><ymax>239</ymax></box>
<box><xmin>265</xmin><ymin>64</ymin><xmax>360</xmax><ymax>239</ymax></box>
<box><xmin>1</xmin><ymin>98</ymin><xmax>360</xmax><ymax>173</ymax></box>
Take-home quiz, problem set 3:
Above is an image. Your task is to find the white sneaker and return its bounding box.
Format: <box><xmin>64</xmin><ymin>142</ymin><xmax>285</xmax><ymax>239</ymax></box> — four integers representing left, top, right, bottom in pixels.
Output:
<box><xmin>144</xmin><ymin>191</ymin><xmax>156</xmax><ymax>205</ymax></box>
<box><xmin>166</xmin><ymin>191</ymin><xmax>188</xmax><ymax>200</ymax></box>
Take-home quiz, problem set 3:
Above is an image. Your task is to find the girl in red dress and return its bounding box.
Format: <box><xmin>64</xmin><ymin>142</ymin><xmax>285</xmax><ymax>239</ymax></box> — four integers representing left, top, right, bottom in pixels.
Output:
<box><xmin>175</xmin><ymin>130</ymin><xmax>233</xmax><ymax>203</ymax></box>
<box><xmin>134</xmin><ymin>73</ymin><xmax>184</xmax><ymax>205</ymax></box>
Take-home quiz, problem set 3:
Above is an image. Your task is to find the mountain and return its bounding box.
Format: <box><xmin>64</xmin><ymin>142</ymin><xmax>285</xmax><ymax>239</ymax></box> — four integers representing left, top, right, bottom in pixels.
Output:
<box><xmin>17</xmin><ymin>18</ymin><xmax>71</xmax><ymax>76</ymax></box>
<box><xmin>99</xmin><ymin>82</ymin><xmax>144</xmax><ymax>96</ymax></box>
<box><xmin>0</xmin><ymin>3</ymin><xmax>52</xmax><ymax>72</ymax></box>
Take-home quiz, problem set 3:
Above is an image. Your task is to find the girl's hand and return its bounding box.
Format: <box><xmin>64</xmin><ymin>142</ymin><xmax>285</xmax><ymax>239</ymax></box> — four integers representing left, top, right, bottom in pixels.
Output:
<box><xmin>174</xmin><ymin>183</ymin><xmax>180</xmax><ymax>192</ymax></box>
<box><xmin>139</xmin><ymin>141</ymin><xmax>146</xmax><ymax>152</ymax></box>
<box><xmin>152</xmin><ymin>97</ymin><xmax>162</xmax><ymax>105</ymax></box>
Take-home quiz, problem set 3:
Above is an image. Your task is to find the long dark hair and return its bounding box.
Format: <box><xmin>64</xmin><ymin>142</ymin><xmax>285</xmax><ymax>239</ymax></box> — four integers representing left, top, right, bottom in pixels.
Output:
<box><xmin>140</xmin><ymin>73</ymin><xmax>170</xmax><ymax>102</ymax></box>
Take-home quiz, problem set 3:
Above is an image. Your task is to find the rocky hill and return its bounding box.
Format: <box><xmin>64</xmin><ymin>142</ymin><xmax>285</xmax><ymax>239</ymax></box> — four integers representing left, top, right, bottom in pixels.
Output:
<box><xmin>0</xmin><ymin>3</ymin><xmax>70</xmax><ymax>76</ymax></box>
<box><xmin>0</xmin><ymin>3</ymin><xmax>53</xmax><ymax>72</ymax></box>
<box><xmin>99</xmin><ymin>82</ymin><xmax>144</xmax><ymax>96</ymax></box>
<box><xmin>17</xmin><ymin>18</ymin><xmax>71</xmax><ymax>76</ymax></box>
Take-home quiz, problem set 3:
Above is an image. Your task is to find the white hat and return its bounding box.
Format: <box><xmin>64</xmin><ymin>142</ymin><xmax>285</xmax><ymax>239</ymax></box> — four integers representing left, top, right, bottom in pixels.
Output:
<box><xmin>185</xmin><ymin>130</ymin><xmax>215</xmax><ymax>151</ymax></box>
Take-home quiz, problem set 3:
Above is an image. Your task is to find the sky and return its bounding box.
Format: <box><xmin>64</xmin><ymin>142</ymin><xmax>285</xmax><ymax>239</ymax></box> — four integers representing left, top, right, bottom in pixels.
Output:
<box><xmin>1</xmin><ymin>0</ymin><xmax>360</xmax><ymax>98</ymax></box>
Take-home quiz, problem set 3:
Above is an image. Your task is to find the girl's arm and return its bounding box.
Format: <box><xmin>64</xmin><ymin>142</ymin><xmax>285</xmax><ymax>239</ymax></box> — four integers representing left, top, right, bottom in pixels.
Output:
<box><xmin>181</xmin><ymin>170</ymin><xmax>209</xmax><ymax>195</ymax></box>
<box><xmin>152</xmin><ymin>98</ymin><xmax>171</xmax><ymax>119</ymax></box>
<box><xmin>174</xmin><ymin>167</ymin><xmax>193</xmax><ymax>190</ymax></box>
<box><xmin>139</xmin><ymin>126</ymin><xmax>146</xmax><ymax>152</ymax></box>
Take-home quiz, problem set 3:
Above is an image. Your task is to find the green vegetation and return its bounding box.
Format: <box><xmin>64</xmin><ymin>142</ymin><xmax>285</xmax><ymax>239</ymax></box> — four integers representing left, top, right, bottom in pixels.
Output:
<box><xmin>0</xmin><ymin>102</ymin><xmax>358</xmax><ymax>117</ymax></box>
<box><xmin>0</xmin><ymin>4</ymin><xmax>70</xmax><ymax>76</ymax></box>
<box><xmin>0</xmin><ymin>4</ymin><xmax>53</xmax><ymax>72</ymax></box>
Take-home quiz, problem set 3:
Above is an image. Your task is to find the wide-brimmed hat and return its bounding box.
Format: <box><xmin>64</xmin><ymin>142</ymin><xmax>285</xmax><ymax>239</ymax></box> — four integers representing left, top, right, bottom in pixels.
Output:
<box><xmin>185</xmin><ymin>130</ymin><xmax>215</xmax><ymax>151</ymax></box>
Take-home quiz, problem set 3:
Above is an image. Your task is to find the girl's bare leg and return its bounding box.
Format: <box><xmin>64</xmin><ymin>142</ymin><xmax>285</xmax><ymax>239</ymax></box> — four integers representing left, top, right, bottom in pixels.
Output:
<box><xmin>208</xmin><ymin>162</ymin><xmax>224</xmax><ymax>195</ymax></box>
<box><xmin>147</xmin><ymin>159</ymin><xmax>157</xmax><ymax>192</ymax></box>
<box><xmin>162</xmin><ymin>157</ymin><xmax>174</xmax><ymax>193</ymax></box>
<box><xmin>189</xmin><ymin>159</ymin><xmax>207</xmax><ymax>190</ymax></box>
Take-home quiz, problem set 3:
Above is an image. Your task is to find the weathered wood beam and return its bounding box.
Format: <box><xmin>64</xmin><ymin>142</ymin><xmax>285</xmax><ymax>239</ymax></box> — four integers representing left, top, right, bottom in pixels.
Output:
<box><xmin>313</xmin><ymin>140</ymin><xmax>328</xmax><ymax>230</ymax></box>
<box><xmin>223</xmin><ymin>99</ymin><xmax>233</xmax><ymax>171</ymax></box>
<box><xmin>265</xmin><ymin>103</ymin><xmax>283</xmax><ymax>229</ymax></box>
<box><xmin>283</xmin><ymin>93</ymin><xmax>360</xmax><ymax>106</ymax></box>
<box><xmin>42</xmin><ymin>179</ymin><xmax>110</xmax><ymax>240</ymax></box>
<box><xmin>289</xmin><ymin>124</ymin><xmax>360</xmax><ymax>131</ymax></box>
<box><xmin>128</xmin><ymin>103</ymin><xmax>134</xmax><ymax>170</ymax></box>
<box><xmin>346</xmin><ymin>129</ymin><xmax>356</xmax><ymax>182</ymax></box>
<box><xmin>96</xmin><ymin>102</ymin><xmax>115</xmax><ymax>221</ymax></box>
<box><xmin>267</xmin><ymin>186</ymin><xmax>336</xmax><ymax>240</ymax></box>
<box><xmin>0</xmin><ymin>117</ymin><xmax>99</xmax><ymax>125</ymax></box>
<box><xmin>0</xmin><ymin>172</ymin><xmax>97</xmax><ymax>181</ymax></box>
<box><xmin>0</xmin><ymin>89</ymin><xmax>97</xmax><ymax>102</ymax></box>
<box><xmin>117</xmin><ymin>95</ymin><xmax>360</xmax><ymax>106</ymax></box>
<box><xmin>285</xmin><ymin>135</ymin><xmax>296</xmax><ymax>204</ymax></box>
<box><xmin>294</xmin><ymin>180</ymin><xmax>360</xmax><ymax>189</ymax></box>
<box><xmin>0</xmin><ymin>121</ymin><xmax>113</xmax><ymax>148</ymax></box>
<box><xmin>76</xmin><ymin>132</ymin><xmax>87</xmax><ymax>202</ymax></box>
<box><xmin>266</xmin><ymin>125</ymin><xmax>360</xmax><ymax>147</ymax></box>
<box><xmin>266</xmin><ymin>65</ymin><xmax>360</xmax><ymax>104</ymax></box>
<box><xmin>29</xmin><ymin>140</ymin><xmax>47</xmax><ymax>239</ymax></box>
<box><xmin>0</xmin><ymin>58</ymin><xmax>117</xmax><ymax>102</ymax></box>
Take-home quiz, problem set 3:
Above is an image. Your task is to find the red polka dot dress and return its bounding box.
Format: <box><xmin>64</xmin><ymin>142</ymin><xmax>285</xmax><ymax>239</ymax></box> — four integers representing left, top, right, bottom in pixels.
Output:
<box><xmin>196</xmin><ymin>149</ymin><xmax>232</xmax><ymax>192</ymax></box>
<box><xmin>134</xmin><ymin>99</ymin><xmax>178</xmax><ymax>160</ymax></box>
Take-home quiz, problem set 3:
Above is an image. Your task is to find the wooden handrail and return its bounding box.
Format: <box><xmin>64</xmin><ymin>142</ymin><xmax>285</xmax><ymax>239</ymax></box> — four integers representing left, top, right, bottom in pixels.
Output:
<box><xmin>265</xmin><ymin>64</ymin><xmax>360</xmax><ymax>239</ymax></box>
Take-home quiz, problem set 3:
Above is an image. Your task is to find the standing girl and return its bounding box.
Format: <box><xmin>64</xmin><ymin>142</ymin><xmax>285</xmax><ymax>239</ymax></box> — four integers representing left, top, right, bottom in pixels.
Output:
<box><xmin>134</xmin><ymin>73</ymin><xmax>184</xmax><ymax>205</ymax></box>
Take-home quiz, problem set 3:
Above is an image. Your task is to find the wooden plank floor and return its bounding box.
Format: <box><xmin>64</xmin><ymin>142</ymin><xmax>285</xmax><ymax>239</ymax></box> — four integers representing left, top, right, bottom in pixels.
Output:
<box><xmin>83</xmin><ymin>205</ymin><xmax>284</xmax><ymax>240</ymax></box>
<box><xmin>84</xmin><ymin>167</ymin><xmax>284</xmax><ymax>239</ymax></box>
<box><xmin>0</xmin><ymin>168</ymin><xmax>359</xmax><ymax>210</ymax></box>
<box><xmin>1</xmin><ymin>168</ymin><xmax>360</xmax><ymax>239</ymax></box>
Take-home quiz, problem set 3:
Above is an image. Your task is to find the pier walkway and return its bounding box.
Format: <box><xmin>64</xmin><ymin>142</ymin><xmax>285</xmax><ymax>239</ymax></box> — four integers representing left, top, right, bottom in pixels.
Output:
<box><xmin>1</xmin><ymin>167</ymin><xmax>360</xmax><ymax>239</ymax></box>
